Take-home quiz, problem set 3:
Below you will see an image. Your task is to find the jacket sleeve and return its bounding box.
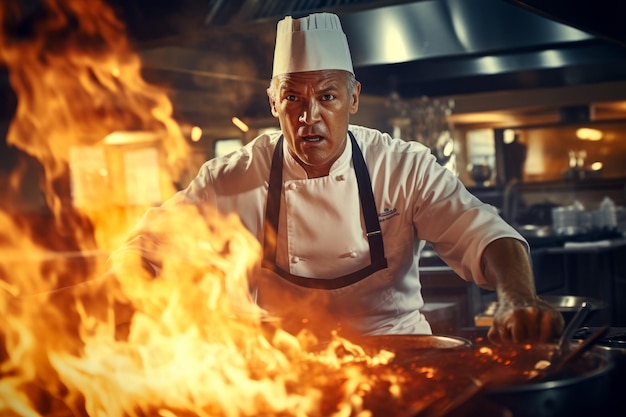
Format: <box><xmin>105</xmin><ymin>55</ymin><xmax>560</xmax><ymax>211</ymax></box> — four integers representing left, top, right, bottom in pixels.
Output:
<box><xmin>411</xmin><ymin>150</ymin><xmax>527</xmax><ymax>287</ymax></box>
<box><xmin>106</xmin><ymin>162</ymin><xmax>219</xmax><ymax>277</ymax></box>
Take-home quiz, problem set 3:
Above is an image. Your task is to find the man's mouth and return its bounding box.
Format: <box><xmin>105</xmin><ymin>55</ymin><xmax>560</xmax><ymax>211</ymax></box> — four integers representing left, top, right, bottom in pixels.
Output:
<box><xmin>302</xmin><ymin>135</ymin><xmax>323</xmax><ymax>142</ymax></box>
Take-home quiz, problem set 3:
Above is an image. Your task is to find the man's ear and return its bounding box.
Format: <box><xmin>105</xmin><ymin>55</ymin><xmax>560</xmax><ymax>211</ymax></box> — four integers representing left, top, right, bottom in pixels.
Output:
<box><xmin>267</xmin><ymin>88</ymin><xmax>279</xmax><ymax>117</ymax></box>
<box><xmin>349</xmin><ymin>81</ymin><xmax>361</xmax><ymax>115</ymax></box>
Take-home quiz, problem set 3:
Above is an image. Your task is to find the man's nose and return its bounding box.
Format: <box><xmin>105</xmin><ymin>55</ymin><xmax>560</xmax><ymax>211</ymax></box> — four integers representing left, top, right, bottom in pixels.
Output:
<box><xmin>299</xmin><ymin>99</ymin><xmax>321</xmax><ymax>124</ymax></box>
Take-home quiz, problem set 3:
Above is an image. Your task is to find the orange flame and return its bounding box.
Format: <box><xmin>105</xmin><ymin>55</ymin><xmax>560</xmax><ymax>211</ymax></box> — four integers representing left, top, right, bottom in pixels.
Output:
<box><xmin>0</xmin><ymin>1</ymin><xmax>401</xmax><ymax>416</ymax></box>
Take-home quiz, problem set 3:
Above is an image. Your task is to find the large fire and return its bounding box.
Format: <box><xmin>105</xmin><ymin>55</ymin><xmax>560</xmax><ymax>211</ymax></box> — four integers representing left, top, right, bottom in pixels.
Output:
<box><xmin>0</xmin><ymin>1</ymin><xmax>405</xmax><ymax>416</ymax></box>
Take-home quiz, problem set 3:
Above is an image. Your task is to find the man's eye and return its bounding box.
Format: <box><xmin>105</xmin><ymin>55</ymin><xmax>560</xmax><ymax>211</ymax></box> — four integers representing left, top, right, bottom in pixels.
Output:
<box><xmin>285</xmin><ymin>95</ymin><xmax>297</xmax><ymax>101</ymax></box>
<box><xmin>321</xmin><ymin>94</ymin><xmax>335</xmax><ymax>101</ymax></box>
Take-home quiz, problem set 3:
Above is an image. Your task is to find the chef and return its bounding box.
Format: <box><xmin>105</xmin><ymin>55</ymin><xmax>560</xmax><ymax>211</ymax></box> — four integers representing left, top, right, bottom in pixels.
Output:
<box><xmin>115</xmin><ymin>12</ymin><xmax>563</xmax><ymax>344</ymax></box>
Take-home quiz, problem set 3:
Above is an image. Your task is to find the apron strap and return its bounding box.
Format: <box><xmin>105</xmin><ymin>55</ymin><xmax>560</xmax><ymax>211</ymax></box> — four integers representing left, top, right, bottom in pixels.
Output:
<box><xmin>262</xmin><ymin>131</ymin><xmax>388</xmax><ymax>290</ymax></box>
<box><xmin>350</xmin><ymin>131</ymin><xmax>386</xmax><ymax>269</ymax></box>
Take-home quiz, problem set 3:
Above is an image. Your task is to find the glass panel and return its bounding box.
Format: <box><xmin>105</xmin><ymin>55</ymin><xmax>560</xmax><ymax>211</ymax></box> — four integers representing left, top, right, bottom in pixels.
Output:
<box><xmin>214</xmin><ymin>138</ymin><xmax>243</xmax><ymax>158</ymax></box>
<box><xmin>510</xmin><ymin>122</ymin><xmax>626</xmax><ymax>183</ymax></box>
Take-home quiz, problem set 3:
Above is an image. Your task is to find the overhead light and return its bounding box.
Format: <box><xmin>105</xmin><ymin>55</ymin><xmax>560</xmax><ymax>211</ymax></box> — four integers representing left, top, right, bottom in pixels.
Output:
<box><xmin>442</xmin><ymin>139</ymin><xmax>454</xmax><ymax>157</ymax></box>
<box><xmin>503</xmin><ymin>129</ymin><xmax>516</xmax><ymax>144</ymax></box>
<box><xmin>190</xmin><ymin>126</ymin><xmax>203</xmax><ymax>142</ymax></box>
<box><xmin>591</xmin><ymin>161</ymin><xmax>603</xmax><ymax>171</ymax></box>
<box><xmin>576</xmin><ymin>128</ymin><xmax>603</xmax><ymax>141</ymax></box>
<box><xmin>232</xmin><ymin>116</ymin><xmax>249</xmax><ymax>132</ymax></box>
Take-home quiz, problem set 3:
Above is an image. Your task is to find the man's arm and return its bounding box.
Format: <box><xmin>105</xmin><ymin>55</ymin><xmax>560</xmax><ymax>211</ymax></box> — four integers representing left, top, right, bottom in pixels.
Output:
<box><xmin>481</xmin><ymin>238</ymin><xmax>564</xmax><ymax>344</ymax></box>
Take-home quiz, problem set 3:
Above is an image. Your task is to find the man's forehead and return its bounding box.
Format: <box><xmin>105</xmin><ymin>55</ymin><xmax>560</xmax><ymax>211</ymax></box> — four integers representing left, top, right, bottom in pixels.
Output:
<box><xmin>278</xmin><ymin>70</ymin><xmax>346</xmax><ymax>87</ymax></box>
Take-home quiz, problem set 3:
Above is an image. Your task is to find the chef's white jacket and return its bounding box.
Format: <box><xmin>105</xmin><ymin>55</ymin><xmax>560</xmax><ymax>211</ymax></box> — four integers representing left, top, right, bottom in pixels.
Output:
<box><xmin>139</xmin><ymin>125</ymin><xmax>526</xmax><ymax>336</ymax></box>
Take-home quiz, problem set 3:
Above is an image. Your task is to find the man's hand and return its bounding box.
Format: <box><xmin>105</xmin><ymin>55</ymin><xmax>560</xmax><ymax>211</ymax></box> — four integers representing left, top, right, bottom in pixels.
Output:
<box><xmin>488</xmin><ymin>298</ymin><xmax>564</xmax><ymax>344</ymax></box>
<box><xmin>481</xmin><ymin>238</ymin><xmax>564</xmax><ymax>344</ymax></box>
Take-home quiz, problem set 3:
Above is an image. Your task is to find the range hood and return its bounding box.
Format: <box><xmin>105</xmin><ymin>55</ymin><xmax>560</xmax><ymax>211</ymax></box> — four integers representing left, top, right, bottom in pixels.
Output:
<box><xmin>335</xmin><ymin>0</ymin><xmax>626</xmax><ymax>97</ymax></box>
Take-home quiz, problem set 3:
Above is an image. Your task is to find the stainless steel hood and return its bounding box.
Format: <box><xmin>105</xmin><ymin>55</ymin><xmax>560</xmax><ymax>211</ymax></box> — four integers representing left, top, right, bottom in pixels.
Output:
<box><xmin>336</xmin><ymin>0</ymin><xmax>626</xmax><ymax>97</ymax></box>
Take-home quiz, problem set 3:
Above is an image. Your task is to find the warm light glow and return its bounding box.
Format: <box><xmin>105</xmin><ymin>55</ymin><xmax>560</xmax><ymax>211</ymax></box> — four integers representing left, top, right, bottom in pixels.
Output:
<box><xmin>442</xmin><ymin>140</ymin><xmax>454</xmax><ymax>157</ymax></box>
<box><xmin>576</xmin><ymin>128</ymin><xmax>603</xmax><ymax>141</ymax></box>
<box><xmin>591</xmin><ymin>161</ymin><xmax>603</xmax><ymax>171</ymax></box>
<box><xmin>103</xmin><ymin>131</ymin><xmax>160</xmax><ymax>145</ymax></box>
<box><xmin>214</xmin><ymin>138</ymin><xmax>243</xmax><ymax>157</ymax></box>
<box><xmin>503</xmin><ymin>129</ymin><xmax>516</xmax><ymax>144</ymax></box>
<box><xmin>190</xmin><ymin>125</ymin><xmax>203</xmax><ymax>142</ymax></box>
<box><xmin>232</xmin><ymin>116</ymin><xmax>249</xmax><ymax>132</ymax></box>
<box><xmin>450</xmin><ymin>112</ymin><xmax>519</xmax><ymax>126</ymax></box>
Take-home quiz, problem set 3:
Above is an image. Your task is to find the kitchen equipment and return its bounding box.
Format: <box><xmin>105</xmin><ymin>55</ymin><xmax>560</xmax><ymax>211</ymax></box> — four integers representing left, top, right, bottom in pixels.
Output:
<box><xmin>553</xmin><ymin>301</ymin><xmax>592</xmax><ymax>359</ymax></box>
<box><xmin>485</xmin><ymin>344</ymin><xmax>613</xmax><ymax>417</ymax></box>
<box><xmin>352</xmin><ymin>334</ymin><xmax>472</xmax><ymax>349</ymax></box>
<box><xmin>315</xmin><ymin>332</ymin><xmax>614</xmax><ymax>417</ymax></box>
<box><xmin>517</xmin><ymin>224</ymin><xmax>553</xmax><ymax>238</ymax></box>
<box><xmin>468</xmin><ymin>163</ymin><xmax>492</xmax><ymax>186</ymax></box>
<box><xmin>474</xmin><ymin>296</ymin><xmax>606</xmax><ymax>328</ymax></box>
<box><xmin>521</xmin><ymin>201</ymin><xmax>559</xmax><ymax>226</ymax></box>
<box><xmin>552</xmin><ymin>204</ymin><xmax>585</xmax><ymax>236</ymax></box>
<box><xmin>349</xmin><ymin>334</ymin><xmax>471</xmax><ymax>364</ymax></box>
<box><xmin>390</xmin><ymin>340</ymin><xmax>615</xmax><ymax>417</ymax></box>
<box><xmin>539</xmin><ymin>295</ymin><xmax>607</xmax><ymax>325</ymax></box>
<box><xmin>574</xmin><ymin>326</ymin><xmax>626</xmax><ymax>413</ymax></box>
<box><xmin>528</xmin><ymin>325</ymin><xmax>608</xmax><ymax>382</ymax></box>
<box><xmin>443</xmin><ymin>326</ymin><xmax>608</xmax><ymax>417</ymax></box>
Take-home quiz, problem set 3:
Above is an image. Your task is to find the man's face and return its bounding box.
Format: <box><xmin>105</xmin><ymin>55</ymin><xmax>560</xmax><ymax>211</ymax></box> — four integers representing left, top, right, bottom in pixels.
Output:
<box><xmin>268</xmin><ymin>70</ymin><xmax>360</xmax><ymax>178</ymax></box>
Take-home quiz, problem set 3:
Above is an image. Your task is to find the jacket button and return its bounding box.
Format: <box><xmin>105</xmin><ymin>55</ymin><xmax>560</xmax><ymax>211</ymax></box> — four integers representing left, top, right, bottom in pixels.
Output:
<box><xmin>336</xmin><ymin>175</ymin><xmax>345</xmax><ymax>181</ymax></box>
<box><xmin>291</xmin><ymin>256</ymin><xmax>300</xmax><ymax>263</ymax></box>
<box><xmin>288</xmin><ymin>183</ymin><xmax>297</xmax><ymax>190</ymax></box>
<box><xmin>349</xmin><ymin>251</ymin><xmax>357</xmax><ymax>258</ymax></box>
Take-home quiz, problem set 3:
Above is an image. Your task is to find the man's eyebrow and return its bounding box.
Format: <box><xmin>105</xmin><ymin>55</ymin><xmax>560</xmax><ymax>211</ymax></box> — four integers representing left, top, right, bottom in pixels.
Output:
<box><xmin>279</xmin><ymin>82</ymin><xmax>301</xmax><ymax>93</ymax></box>
<box><xmin>318</xmin><ymin>84</ymin><xmax>339</xmax><ymax>93</ymax></box>
<box><xmin>279</xmin><ymin>79</ymin><xmax>340</xmax><ymax>94</ymax></box>
<box><xmin>313</xmin><ymin>80</ymin><xmax>342</xmax><ymax>94</ymax></box>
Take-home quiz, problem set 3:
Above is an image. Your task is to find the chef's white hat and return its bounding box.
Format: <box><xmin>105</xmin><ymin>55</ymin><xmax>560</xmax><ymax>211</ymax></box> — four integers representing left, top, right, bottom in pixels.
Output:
<box><xmin>272</xmin><ymin>12</ymin><xmax>354</xmax><ymax>77</ymax></box>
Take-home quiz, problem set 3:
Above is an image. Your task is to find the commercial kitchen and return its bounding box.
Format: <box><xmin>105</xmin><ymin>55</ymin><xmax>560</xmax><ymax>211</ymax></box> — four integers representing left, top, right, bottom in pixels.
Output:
<box><xmin>1</xmin><ymin>0</ymin><xmax>625</xmax><ymax>416</ymax></box>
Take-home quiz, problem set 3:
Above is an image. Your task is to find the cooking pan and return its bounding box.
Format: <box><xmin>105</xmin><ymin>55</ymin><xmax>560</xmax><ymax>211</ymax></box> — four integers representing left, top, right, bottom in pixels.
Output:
<box><xmin>484</xmin><ymin>344</ymin><xmax>614</xmax><ymax>417</ymax></box>
<box><xmin>575</xmin><ymin>327</ymin><xmax>626</xmax><ymax>414</ymax></box>
<box><xmin>346</xmin><ymin>336</ymin><xmax>613</xmax><ymax>417</ymax></box>
<box><xmin>352</xmin><ymin>334</ymin><xmax>472</xmax><ymax>350</ymax></box>
<box><xmin>349</xmin><ymin>334</ymin><xmax>472</xmax><ymax>364</ymax></box>
<box><xmin>413</xmin><ymin>342</ymin><xmax>615</xmax><ymax>417</ymax></box>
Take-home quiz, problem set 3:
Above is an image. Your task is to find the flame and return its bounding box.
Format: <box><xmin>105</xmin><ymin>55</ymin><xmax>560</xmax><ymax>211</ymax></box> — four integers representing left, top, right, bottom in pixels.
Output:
<box><xmin>0</xmin><ymin>1</ymin><xmax>402</xmax><ymax>416</ymax></box>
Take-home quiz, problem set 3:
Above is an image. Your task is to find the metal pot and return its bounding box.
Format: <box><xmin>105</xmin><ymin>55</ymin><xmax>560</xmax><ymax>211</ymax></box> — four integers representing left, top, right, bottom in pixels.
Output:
<box><xmin>318</xmin><ymin>335</ymin><xmax>613</xmax><ymax>417</ymax></box>
<box><xmin>540</xmin><ymin>295</ymin><xmax>608</xmax><ymax>325</ymax></box>
<box><xmin>484</xmin><ymin>344</ymin><xmax>615</xmax><ymax>417</ymax></box>
<box><xmin>469</xmin><ymin>164</ymin><xmax>492</xmax><ymax>186</ymax></box>
<box><xmin>391</xmin><ymin>341</ymin><xmax>615</xmax><ymax>417</ymax></box>
<box><xmin>517</xmin><ymin>224</ymin><xmax>553</xmax><ymax>238</ymax></box>
<box><xmin>575</xmin><ymin>327</ymin><xmax>626</xmax><ymax>414</ymax></box>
